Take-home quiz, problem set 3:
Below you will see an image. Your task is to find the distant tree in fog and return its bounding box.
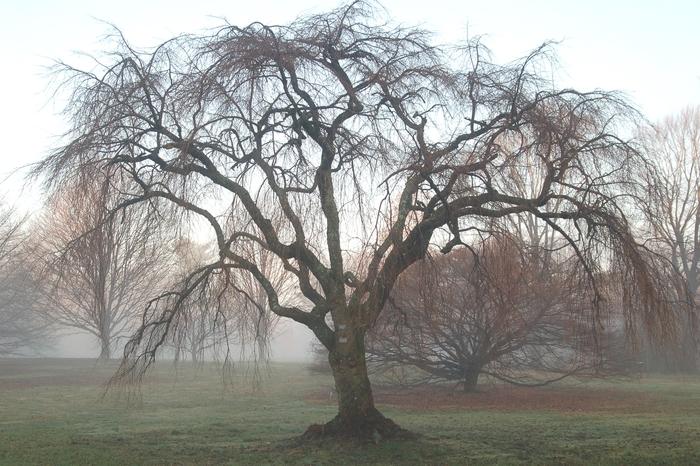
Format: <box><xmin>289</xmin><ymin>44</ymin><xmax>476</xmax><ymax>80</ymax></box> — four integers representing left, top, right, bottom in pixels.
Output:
<box><xmin>168</xmin><ymin>238</ymin><xmax>219</xmax><ymax>365</ymax></box>
<box><xmin>640</xmin><ymin>107</ymin><xmax>700</xmax><ymax>371</ymax></box>
<box><xmin>34</xmin><ymin>171</ymin><xmax>169</xmax><ymax>360</ymax></box>
<box><xmin>0</xmin><ymin>206</ymin><xmax>48</xmax><ymax>355</ymax></box>
<box><xmin>166</xmin><ymin>227</ymin><xmax>293</xmax><ymax>367</ymax></box>
<box><xmin>368</xmin><ymin>233</ymin><xmax>629</xmax><ymax>391</ymax></box>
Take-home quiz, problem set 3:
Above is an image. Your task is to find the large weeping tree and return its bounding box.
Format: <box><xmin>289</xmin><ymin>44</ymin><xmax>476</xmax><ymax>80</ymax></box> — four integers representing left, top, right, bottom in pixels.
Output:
<box><xmin>37</xmin><ymin>1</ymin><xmax>675</xmax><ymax>439</ymax></box>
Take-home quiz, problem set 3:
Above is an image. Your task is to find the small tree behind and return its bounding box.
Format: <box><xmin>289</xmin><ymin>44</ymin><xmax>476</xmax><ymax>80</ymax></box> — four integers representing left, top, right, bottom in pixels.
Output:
<box><xmin>640</xmin><ymin>106</ymin><xmax>700</xmax><ymax>371</ymax></box>
<box><xmin>166</xmin><ymin>230</ymin><xmax>293</xmax><ymax>367</ymax></box>
<box><xmin>368</xmin><ymin>234</ymin><xmax>626</xmax><ymax>391</ymax></box>
<box><xmin>0</xmin><ymin>206</ymin><xmax>49</xmax><ymax>355</ymax></box>
<box><xmin>36</xmin><ymin>171</ymin><xmax>169</xmax><ymax>360</ymax></box>
<box><xmin>167</xmin><ymin>237</ymin><xmax>222</xmax><ymax>365</ymax></box>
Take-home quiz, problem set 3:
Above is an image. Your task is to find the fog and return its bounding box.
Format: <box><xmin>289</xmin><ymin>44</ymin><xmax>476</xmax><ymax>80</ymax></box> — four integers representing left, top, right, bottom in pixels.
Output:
<box><xmin>51</xmin><ymin>321</ymin><xmax>315</xmax><ymax>362</ymax></box>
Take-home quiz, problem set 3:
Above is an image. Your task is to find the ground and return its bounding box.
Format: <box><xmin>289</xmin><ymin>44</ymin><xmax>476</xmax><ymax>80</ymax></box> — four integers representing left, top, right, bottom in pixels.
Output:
<box><xmin>1</xmin><ymin>359</ymin><xmax>699</xmax><ymax>465</ymax></box>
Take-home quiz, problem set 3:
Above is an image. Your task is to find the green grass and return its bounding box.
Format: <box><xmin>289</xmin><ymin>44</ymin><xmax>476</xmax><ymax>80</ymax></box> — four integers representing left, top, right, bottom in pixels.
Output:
<box><xmin>1</xmin><ymin>359</ymin><xmax>699</xmax><ymax>465</ymax></box>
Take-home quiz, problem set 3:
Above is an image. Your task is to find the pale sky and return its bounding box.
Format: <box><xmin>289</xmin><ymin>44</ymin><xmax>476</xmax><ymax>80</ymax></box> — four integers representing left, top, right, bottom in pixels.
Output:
<box><xmin>2</xmin><ymin>0</ymin><xmax>699</xmax><ymax>358</ymax></box>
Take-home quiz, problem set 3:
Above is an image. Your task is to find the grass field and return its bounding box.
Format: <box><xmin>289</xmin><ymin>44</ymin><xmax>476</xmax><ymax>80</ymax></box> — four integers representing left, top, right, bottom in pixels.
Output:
<box><xmin>1</xmin><ymin>359</ymin><xmax>699</xmax><ymax>465</ymax></box>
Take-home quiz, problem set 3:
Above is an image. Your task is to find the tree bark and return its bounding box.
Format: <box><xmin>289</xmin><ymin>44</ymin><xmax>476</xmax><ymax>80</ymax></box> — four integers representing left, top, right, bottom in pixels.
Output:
<box><xmin>463</xmin><ymin>368</ymin><xmax>480</xmax><ymax>392</ymax></box>
<box><xmin>98</xmin><ymin>337</ymin><xmax>111</xmax><ymax>361</ymax></box>
<box><xmin>329</xmin><ymin>332</ymin><xmax>376</xmax><ymax>425</ymax></box>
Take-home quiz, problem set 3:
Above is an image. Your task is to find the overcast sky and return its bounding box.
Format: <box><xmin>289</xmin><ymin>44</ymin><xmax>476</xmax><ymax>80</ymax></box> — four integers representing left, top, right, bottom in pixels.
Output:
<box><xmin>2</xmin><ymin>0</ymin><xmax>699</xmax><ymax>358</ymax></box>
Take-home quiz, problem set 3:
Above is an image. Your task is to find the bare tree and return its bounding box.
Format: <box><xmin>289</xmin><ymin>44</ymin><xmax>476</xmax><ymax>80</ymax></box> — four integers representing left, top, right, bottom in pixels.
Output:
<box><xmin>640</xmin><ymin>106</ymin><xmax>700</xmax><ymax>370</ymax></box>
<box><xmin>0</xmin><ymin>206</ymin><xmax>49</xmax><ymax>355</ymax></box>
<box><xmin>642</xmin><ymin>107</ymin><xmax>700</xmax><ymax>297</ymax></box>
<box><xmin>167</xmin><ymin>237</ymin><xmax>221</xmax><ymax>365</ymax></box>
<box><xmin>167</xmin><ymin>221</ymin><xmax>293</xmax><ymax>368</ymax></box>
<box><xmin>368</xmin><ymin>235</ymin><xmax>629</xmax><ymax>391</ymax></box>
<box><xmin>35</xmin><ymin>171</ymin><xmax>169</xmax><ymax>360</ymax></box>
<box><xmin>37</xmin><ymin>1</ymin><xmax>675</xmax><ymax>438</ymax></box>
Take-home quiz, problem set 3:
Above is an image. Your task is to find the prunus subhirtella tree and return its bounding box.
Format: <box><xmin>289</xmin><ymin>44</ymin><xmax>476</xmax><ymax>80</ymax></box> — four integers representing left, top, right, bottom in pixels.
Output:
<box><xmin>36</xmin><ymin>1</ymin><xmax>676</xmax><ymax>439</ymax></box>
<box><xmin>35</xmin><ymin>170</ymin><xmax>170</xmax><ymax>360</ymax></box>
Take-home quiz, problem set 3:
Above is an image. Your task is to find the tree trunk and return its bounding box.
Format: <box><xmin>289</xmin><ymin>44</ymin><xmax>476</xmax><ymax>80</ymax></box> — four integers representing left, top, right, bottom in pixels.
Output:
<box><xmin>329</xmin><ymin>337</ymin><xmax>377</xmax><ymax>426</ymax></box>
<box><xmin>98</xmin><ymin>307</ymin><xmax>111</xmax><ymax>361</ymax></box>
<box><xmin>463</xmin><ymin>368</ymin><xmax>480</xmax><ymax>392</ymax></box>
<box><xmin>302</xmin><ymin>328</ymin><xmax>406</xmax><ymax>441</ymax></box>
<box><xmin>682</xmin><ymin>277</ymin><xmax>699</xmax><ymax>372</ymax></box>
<box><xmin>98</xmin><ymin>337</ymin><xmax>111</xmax><ymax>361</ymax></box>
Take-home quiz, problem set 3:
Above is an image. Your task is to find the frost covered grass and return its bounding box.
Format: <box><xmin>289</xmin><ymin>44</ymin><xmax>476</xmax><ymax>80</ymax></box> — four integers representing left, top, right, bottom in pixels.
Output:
<box><xmin>1</xmin><ymin>358</ymin><xmax>699</xmax><ymax>465</ymax></box>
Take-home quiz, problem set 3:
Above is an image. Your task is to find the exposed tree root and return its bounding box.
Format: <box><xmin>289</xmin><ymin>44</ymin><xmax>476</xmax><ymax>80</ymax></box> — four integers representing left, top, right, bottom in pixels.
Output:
<box><xmin>300</xmin><ymin>409</ymin><xmax>415</xmax><ymax>444</ymax></box>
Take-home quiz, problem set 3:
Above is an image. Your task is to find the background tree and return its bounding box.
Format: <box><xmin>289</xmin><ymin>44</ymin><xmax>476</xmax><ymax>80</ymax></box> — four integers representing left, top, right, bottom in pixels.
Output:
<box><xmin>640</xmin><ymin>107</ymin><xmax>700</xmax><ymax>371</ymax></box>
<box><xmin>36</xmin><ymin>171</ymin><xmax>169</xmax><ymax>360</ymax></box>
<box><xmin>368</xmin><ymin>234</ymin><xmax>628</xmax><ymax>391</ymax></box>
<box><xmin>167</xmin><ymin>238</ymin><xmax>223</xmax><ymax>365</ymax></box>
<box><xmin>226</xmin><ymin>222</ymin><xmax>298</xmax><ymax>364</ymax></box>
<box><xmin>38</xmin><ymin>1</ymin><xmax>675</xmax><ymax>438</ymax></box>
<box><xmin>0</xmin><ymin>205</ymin><xmax>49</xmax><ymax>355</ymax></box>
<box><xmin>166</xmin><ymin>220</ymin><xmax>293</xmax><ymax>368</ymax></box>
